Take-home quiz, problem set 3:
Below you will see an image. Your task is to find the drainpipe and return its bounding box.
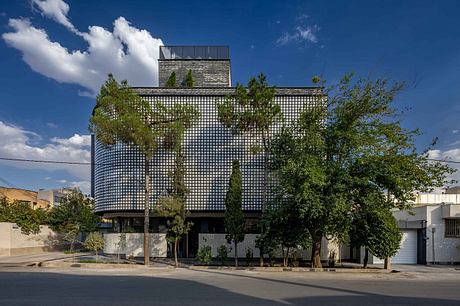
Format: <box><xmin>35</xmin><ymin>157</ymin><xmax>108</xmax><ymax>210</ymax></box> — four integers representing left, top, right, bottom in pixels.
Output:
<box><xmin>431</xmin><ymin>226</ymin><xmax>436</xmax><ymax>264</ymax></box>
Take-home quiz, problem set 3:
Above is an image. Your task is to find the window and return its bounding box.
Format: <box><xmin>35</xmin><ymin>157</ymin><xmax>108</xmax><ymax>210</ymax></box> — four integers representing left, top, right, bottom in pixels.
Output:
<box><xmin>445</xmin><ymin>219</ymin><xmax>460</xmax><ymax>237</ymax></box>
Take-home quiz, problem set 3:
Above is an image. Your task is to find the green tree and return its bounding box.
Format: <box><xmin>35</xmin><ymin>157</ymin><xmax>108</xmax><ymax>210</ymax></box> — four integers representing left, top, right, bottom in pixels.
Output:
<box><xmin>48</xmin><ymin>190</ymin><xmax>100</xmax><ymax>254</ymax></box>
<box><xmin>182</xmin><ymin>70</ymin><xmax>194</xmax><ymax>87</ymax></box>
<box><xmin>166</xmin><ymin>72</ymin><xmax>177</xmax><ymax>88</ymax></box>
<box><xmin>156</xmin><ymin>148</ymin><xmax>193</xmax><ymax>268</ymax></box>
<box><xmin>224</xmin><ymin>160</ymin><xmax>245</xmax><ymax>267</ymax></box>
<box><xmin>0</xmin><ymin>197</ymin><xmax>49</xmax><ymax>235</ymax></box>
<box><xmin>84</xmin><ymin>232</ymin><xmax>105</xmax><ymax>262</ymax></box>
<box><xmin>270</xmin><ymin>75</ymin><xmax>453</xmax><ymax>268</ymax></box>
<box><xmin>260</xmin><ymin>201</ymin><xmax>311</xmax><ymax>267</ymax></box>
<box><xmin>217</xmin><ymin>74</ymin><xmax>282</xmax><ymax>266</ymax></box>
<box><xmin>90</xmin><ymin>74</ymin><xmax>199</xmax><ymax>265</ymax></box>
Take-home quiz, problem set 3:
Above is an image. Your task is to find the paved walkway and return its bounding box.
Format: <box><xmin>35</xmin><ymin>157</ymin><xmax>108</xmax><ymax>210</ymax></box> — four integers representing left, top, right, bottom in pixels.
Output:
<box><xmin>0</xmin><ymin>252</ymin><xmax>90</xmax><ymax>266</ymax></box>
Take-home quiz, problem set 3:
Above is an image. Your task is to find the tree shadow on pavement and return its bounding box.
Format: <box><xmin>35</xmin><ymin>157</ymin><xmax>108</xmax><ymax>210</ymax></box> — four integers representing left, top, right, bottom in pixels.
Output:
<box><xmin>192</xmin><ymin>269</ymin><xmax>460</xmax><ymax>306</ymax></box>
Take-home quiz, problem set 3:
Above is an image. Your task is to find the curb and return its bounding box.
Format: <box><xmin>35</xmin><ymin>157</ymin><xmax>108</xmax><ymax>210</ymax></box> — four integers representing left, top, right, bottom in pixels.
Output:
<box><xmin>39</xmin><ymin>260</ymin><xmax>174</xmax><ymax>270</ymax></box>
<box><xmin>187</xmin><ymin>265</ymin><xmax>391</xmax><ymax>273</ymax></box>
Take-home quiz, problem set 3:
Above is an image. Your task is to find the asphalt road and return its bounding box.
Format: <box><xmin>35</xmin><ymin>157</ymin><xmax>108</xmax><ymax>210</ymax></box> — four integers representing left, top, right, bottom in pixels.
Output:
<box><xmin>0</xmin><ymin>266</ymin><xmax>459</xmax><ymax>305</ymax></box>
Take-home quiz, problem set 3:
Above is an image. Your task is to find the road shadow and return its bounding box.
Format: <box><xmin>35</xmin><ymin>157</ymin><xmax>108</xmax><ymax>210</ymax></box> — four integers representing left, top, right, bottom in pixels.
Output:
<box><xmin>190</xmin><ymin>269</ymin><xmax>460</xmax><ymax>305</ymax></box>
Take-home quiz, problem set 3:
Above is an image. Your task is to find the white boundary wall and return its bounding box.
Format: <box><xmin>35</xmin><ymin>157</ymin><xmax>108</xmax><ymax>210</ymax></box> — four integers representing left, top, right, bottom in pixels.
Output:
<box><xmin>104</xmin><ymin>233</ymin><xmax>167</xmax><ymax>258</ymax></box>
<box><xmin>198</xmin><ymin>233</ymin><xmax>347</xmax><ymax>261</ymax></box>
<box><xmin>0</xmin><ymin>222</ymin><xmax>61</xmax><ymax>256</ymax></box>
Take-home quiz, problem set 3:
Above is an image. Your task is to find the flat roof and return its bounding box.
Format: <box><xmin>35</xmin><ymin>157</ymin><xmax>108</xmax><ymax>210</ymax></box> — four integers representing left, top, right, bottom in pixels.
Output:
<box><xmin>133</xmin><ymin>87</ymin><xmax>324</xmax><ymax>96</ymax></box>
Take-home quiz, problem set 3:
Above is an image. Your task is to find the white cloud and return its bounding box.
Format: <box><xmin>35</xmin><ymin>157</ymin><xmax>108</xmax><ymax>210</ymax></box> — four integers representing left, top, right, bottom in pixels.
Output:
<box><xmin>70</xmin><ymin>180</ymin><xmax>91</xmax><ymax>194</ymax></box>
<box><xmin>0</xmin><ymin>121</ymin><xmax>90</xmax><ymax>181</ymax></box>
<box><xmin>31</xmin><ymin>0</ymin><xmax>79</xmax><ymax>34</ymax></box>
<box><xmin>452</xmin><ymin>130</ymin><xmax>458</xmax><ymax>134</ymax></box>
<box><xmin>428</xmin><ymin>149</ymin><xmax>460</xmax><ymax>183</ymax></box>
<box><xmin>276</xmin><ymin>25</ymin><xmax>319</xmax><ymax>46</ymax></box>
<box><xmin>3</xmin><ymin>0</ymin><xmax>163</xmax><ymax>96</ymax></box>
<box><xmin>51</xmin><ymin>134</ymin><xmax>91</xmax><ymax>147</ymax></box>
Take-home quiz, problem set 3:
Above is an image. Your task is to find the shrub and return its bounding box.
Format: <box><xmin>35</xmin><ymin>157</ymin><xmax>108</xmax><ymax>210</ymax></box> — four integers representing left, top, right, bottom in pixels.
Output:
<box><xmin>217</xmin><ymin>245</ymin><xmax>228</xmax><ymax>265</ymax></box>
<box><xmin>197</xmin><ymin>246</ymin><xmax>212</xmax><ymax>265</ymax></box>
<box><xmin>84</xmin><ymin>232</ymin><xmax>105</xmax><ymax>262</ymax></box>
<box><xmin>245</xmin><ymin>248</ymin><xmax>253</xmax><ymax>266</ymax></box>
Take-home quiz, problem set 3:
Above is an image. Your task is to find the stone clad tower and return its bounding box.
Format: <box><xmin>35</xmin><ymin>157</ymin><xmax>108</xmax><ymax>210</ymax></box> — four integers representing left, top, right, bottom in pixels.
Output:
<box><xmin>158</xmin><ymin>46</ymin><xmax>231</xmax><ymax>87</ymax></box>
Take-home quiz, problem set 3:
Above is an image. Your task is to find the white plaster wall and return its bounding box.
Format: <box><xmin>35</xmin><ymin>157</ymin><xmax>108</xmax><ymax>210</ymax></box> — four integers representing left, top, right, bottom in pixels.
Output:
<box><xmin>0</xmin><ymin>222</ymin><xmax>61</xmax><ymax>256</ymax></box>
<box><xmin>198</xmin><ymin>234</ymin><xmax>343</xmax><ymax>261</ymax></box>
<box><xmin>104</xmin><ymin>233</ymin><xmax>167</xmax><ymax>258</ymax></box>
<box><xmin>426</xmin><ymin>206</ymin><xmax>460</xmax><ymax>263</ymax></box>
<box><xmin>0</xmin><ymin>223</ymin><xmax>12</xmax><ymax>256</ymax></box>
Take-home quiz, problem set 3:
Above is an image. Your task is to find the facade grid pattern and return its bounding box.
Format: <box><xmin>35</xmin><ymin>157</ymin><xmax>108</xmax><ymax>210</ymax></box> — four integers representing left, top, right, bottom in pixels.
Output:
<box><xmin>94</xmin><ymin>92</ymin><xmax>322</xmax><ymax>213</ymax></box>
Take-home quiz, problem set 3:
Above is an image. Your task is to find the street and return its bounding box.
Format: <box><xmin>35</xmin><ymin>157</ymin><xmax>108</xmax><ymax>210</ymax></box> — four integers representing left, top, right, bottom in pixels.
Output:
<box><xmin>0</xmin><ymin>266</ymin><xmax>459</xmax><ymax>305</ymax></box>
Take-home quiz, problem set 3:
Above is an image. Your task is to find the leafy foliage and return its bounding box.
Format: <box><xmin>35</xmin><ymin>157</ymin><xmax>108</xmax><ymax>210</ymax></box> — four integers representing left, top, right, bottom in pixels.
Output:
<box><xmin>166</xmin><ymin>71</ymin><xmax>177</xmax><ymax>87</ymax></box>
<box><xmin>0</xmin><ymin>196</ymin><xmax>49</xmax><ymax>235</ymax></box>
<box><xmin>90</xmin><ymin>74</ymin><xmax>199</xmax><ymax>265</ymax></box>
<box><xmin>48</xmin><ymin>190</ymin><xmax>100</xmax><ymax>252</ymax></box>
<box><xmin>156</xmin><ymin>148</ymin><xmax>193</xmax><ymax>267</ymax></box>
<box><xmin>182</xmin><ymin>69</ymin><xmax>194</xmax><ymax>87</ymax></box>
<box><xmin>224</xmin><ymin>160</ymin><xmax>245</xmax><ymax>266</ymax></box>
<box><xmin>84</xmin><ymin>232</ymin><xmax>105</xmax><ymax>261</ymax></box>
<box><xmin>197</xmin><ymin>246</ymin><xmax>212</xmax><ymax>265</ymax></box>
<box><xmin>217</xmin><ymin>73</ymin><xmax>282</xmax><ymax>264</ymax></box>
<box><xmin>269</xmin><ymin>74</ymin><xmax>454</xmax><ymax>268</ymax></box>
<box><xmin>217</xmin><ymin>245</ymin><xmax>229</xmax><ymax>265</ymax></box>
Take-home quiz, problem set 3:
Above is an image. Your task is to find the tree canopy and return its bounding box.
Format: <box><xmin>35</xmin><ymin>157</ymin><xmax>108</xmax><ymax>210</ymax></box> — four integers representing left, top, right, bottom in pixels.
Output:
<box><xmin>269</xmin><ymin>74</ymin><xmax>454</xmax><ymax>268</ymax></box>
<box><xmin>0</xmin><ymin>196</ymin><xmax>49</xmax><ymax>235</ymax></box>
<box><xmin>224</xmin><ymin>159</ymin><xmax>245</xmax><ymax>267</ymax></box>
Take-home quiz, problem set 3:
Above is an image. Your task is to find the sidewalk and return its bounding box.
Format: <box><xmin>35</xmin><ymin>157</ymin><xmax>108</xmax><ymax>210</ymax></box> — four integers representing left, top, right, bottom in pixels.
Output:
<box><xmin>0</xmin><ymin>252</ymin><xmax>89</xmax><ymax>267</ymax></box>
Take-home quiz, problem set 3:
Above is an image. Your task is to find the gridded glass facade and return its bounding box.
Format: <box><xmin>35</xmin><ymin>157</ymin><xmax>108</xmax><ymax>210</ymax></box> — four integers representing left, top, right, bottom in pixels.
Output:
<box><xmin>93</xmin><ymin>88</ymin><xmax>323</xmax><ymax>213</ymax></box>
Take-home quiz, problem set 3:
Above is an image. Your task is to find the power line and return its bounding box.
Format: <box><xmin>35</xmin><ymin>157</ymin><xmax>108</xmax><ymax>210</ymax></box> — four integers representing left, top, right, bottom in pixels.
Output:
<box><xmin>0</xmin><ymin>157</ymin><xmax>91</xmax><ymax>165</ymax></box>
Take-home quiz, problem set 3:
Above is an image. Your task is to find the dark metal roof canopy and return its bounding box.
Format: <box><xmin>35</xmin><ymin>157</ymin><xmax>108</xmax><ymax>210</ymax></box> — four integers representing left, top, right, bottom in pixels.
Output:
<box><xmin>159</xmin><ymin>46</ymin><xmax>229</xmax><ymax>60</ymax></box>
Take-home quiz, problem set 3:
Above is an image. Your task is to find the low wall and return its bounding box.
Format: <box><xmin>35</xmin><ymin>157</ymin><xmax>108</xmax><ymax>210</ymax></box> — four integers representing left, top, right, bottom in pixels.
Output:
<box><xmin>198</xmin><ymin>234</ymin><xmax>348</xmax><ymax>261</ymax></box>
<box><xmin>104</xmin><ymin>233</ymin><xmax>167</xmax><ymax>258</ymax></box>
<box><xmin>0</xmin><ymin>222</ymin><xmax>62</xmax><ymax>256</ymax></box>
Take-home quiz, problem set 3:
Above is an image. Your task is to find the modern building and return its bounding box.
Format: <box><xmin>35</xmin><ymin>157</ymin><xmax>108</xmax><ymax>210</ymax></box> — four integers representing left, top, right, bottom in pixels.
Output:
<box><xmin>37</xmin><ymin>188</ymin><xmax>74</xmax><ymax>207</ymax></box>
<box><xmin>0</xmin><ymin>187</ymin><xmax>51</xmax><ymax>209</ymax></box>
<box><xmin>92</xmin><ymin>45</ymin><xmax>324</xmax><ymax>257</ymax></box>
<box><xmin>364</xmin><ymin>192</ymin><xmax>460</xmax><ymax>265</ymax></box>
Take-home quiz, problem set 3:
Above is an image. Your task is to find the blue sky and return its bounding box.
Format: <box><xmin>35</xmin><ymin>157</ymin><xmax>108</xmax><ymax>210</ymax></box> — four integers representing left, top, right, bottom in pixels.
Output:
<box><xmin>1</xmin><ymin>0</ymin><xmax>460</xmax><ymax>193</ymax></box>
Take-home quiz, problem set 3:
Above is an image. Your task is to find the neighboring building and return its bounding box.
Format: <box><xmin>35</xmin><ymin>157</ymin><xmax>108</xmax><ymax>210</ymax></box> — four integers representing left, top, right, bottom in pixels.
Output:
<box><xmin>37</xmin><ymin>188</ymin><xmax>74</xmax><ymax>207</ymax></box>
<box><xmin>92</xmin><ymin>45</ymin><xmax>324</xmax><ymax>257</ymax></box>
<box><xmin>365</xmin><ymin>192</ymin><xmax>460</xmax><ymax>265</ymax></box>
<box><xmin>0</xmin><ymin>187</ymin><xmax>50</xmax><ymax>209</ymax></box>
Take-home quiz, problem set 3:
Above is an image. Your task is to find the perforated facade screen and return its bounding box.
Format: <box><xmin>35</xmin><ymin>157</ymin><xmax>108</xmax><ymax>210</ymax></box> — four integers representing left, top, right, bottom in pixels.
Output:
<box><xmin>94</xmin><ymin>89</ymin><xmax>323</xmax><ymax>213</ymax></box>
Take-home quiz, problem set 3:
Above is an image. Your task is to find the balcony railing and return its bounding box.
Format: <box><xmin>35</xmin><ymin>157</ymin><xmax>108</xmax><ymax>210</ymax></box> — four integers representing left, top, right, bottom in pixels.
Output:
<box><xmin>159</xmin><ymin>46</ymin><xmax>229</xmax><ymax>60</ymax></box>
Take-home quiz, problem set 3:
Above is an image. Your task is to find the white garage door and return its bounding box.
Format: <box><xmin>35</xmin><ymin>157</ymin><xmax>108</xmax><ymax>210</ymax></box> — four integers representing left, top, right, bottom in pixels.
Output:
<box><xmin>392</xmin><ymin>230</ymin><xmax>417</xmax><ymax>264</ymax></box>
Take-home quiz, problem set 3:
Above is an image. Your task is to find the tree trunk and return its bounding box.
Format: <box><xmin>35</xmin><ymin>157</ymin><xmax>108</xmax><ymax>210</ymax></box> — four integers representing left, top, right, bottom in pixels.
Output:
<box><xmin>144</xmin><ymin>157</ymin><xmax>150</xmax><ymax>266</ymax></box>
<box><xmin>384</xmin><ymin>257</ymin><xmax>391</xmax><ymax>270</ymax></box>
<box><xmin>174</xmin><ymin>237</ymin><xmax>179</xmax><ymax>268</ymax></box>
<box><xmin>363</xmin><ymin>248</ymin><xmax>369</xmax><ymax>269</ymax></box>
<box><xmin>282</xmin><ymin>247</ymin><xmax>285</xmax><ymax>267</ymax></box>
<box><xmin>234</xmin><ymin>242</ymin><xmax>238</xmax><ymax>267</ymax></box>
<box><xmin>286</xmin><ymin>248</ymin><xmax>290</xmax><ymax>267</ymax></box>
<box><xmin>259</xmin><ymin>144</ymin><xmax>269</xmax><ymax>268</ymax></box>
<box><xmin>311</xmin><ymin>236</ymin><xmax>322</xmax><ymax>268</ymax></box>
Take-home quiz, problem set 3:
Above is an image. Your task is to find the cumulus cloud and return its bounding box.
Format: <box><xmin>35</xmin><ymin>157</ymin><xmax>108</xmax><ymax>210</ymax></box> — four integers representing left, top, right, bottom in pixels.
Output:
<box><xmin>428</xmin><ymin>149</ymin><xmax>460</xmax><ymax>183</ymax></box>
<box><xmin>0</xmin><ymin>121</ymin><xmax>90</xmax><ymax>181</ymax></box>
<box><xmin>3</xmin><ymin>0</ymin><xmax>163</xmax><ymax>96</ymax></box>
<box><xmin>277</xmin><ymin>25</ymin><xmax>319</xmax><ymax>46</ymax></box>
<box><xmin>31</xmin><ymin>0</ymin><xmax>79</xmax><ymax>34</ymax></box>
<box><xmin>51</xmin><ymin>134</ymin><xmax>91</xmax><ymax>147</ymax></box>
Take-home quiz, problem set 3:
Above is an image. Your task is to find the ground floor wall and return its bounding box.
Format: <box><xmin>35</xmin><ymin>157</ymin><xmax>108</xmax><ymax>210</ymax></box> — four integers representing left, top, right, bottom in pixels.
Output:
<box><xmin>0</xmin><ymin>222</ymin><xmax>63</xmax><ymax>256</ymax></box>
<box><xmin>103</xmin><ymin>233</ymin><xmax>167</xmax><ymax>258</ymax></box>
